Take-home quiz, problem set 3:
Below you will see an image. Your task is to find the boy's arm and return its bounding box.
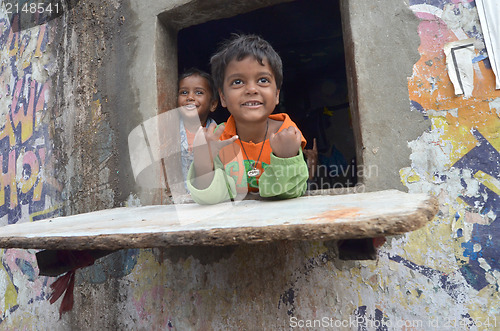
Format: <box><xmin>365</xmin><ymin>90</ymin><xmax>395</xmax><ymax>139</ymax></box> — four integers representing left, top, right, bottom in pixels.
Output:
<box><xmin>260</xmin><ymin>125</ymin><xmax>307</xmax><ymax>199</ymax></box>
<box><xmin>258</xmin><ymin>148</ymin><xmax>308</xmax><ymax>199</ymax></box>
<box><xmin>192</xmin><ymin>123</ymin><xmax>238</xmax><ymax>189</ymax></box>
<box><xmin>187</xmin><ymin>156</ymin><xmax>237</xmax><ymax>205</ymax></box>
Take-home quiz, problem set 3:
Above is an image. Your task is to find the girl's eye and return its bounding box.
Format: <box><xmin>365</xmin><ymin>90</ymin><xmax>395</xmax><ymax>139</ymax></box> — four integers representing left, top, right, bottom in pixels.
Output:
<box><xmin>195</xmin><ymin>90</ymin><xmax>204</xmax><ymax>95</ymax></box>
<box><xmin>231</xmin><ymin>79</ymin><xmax>243</xmax><ymax>86</ymax></box>
<box><xmin>258</xmin><ymin>77</ymin><xmax>270</xmax><ymax>84</ymax></box>
<box><xmin>179</xmin><ymin>90</ymin><xmax>188</xmax><ymax>95</ymax></box>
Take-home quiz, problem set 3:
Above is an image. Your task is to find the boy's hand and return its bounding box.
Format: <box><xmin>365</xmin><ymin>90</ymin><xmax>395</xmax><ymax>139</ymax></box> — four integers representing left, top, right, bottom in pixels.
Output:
<box><xmin>192</xmin><ymin>123</ymin><xmax>237</xmax><ymax>189</ymax></box>
<box><xmin>270</xmin><ymin>126</ymin><xmax>302</xmax><ymax>158</ymax></box>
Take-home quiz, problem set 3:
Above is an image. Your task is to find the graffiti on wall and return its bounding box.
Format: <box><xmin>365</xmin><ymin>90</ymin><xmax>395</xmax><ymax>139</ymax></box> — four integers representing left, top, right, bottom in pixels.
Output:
<box><xmin>0</xmin><ymin>14</ymin><xmax>61</xmax><ymax>225</ymax></box>
<box><xmin>0</xmin><ymin>10</ymin><xmax>61</xmax><ymax>323</ymax></box>
<box><xmin>397</xmin><ymin>0</ymin><xmax>500</xmax><ymax>325</ymax></box>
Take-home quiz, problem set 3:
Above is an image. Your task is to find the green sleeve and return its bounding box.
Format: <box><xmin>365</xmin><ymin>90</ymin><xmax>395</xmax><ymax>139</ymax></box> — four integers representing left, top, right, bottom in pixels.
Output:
<box><xmin>258</xmin><ymin>148</ymin><xmax>308</xmax><ymax>199</ymax></box>
<box><xmin>186</xmin><ymin>157</ymin><xmax>237</xmax><ymax>205</ymax></box>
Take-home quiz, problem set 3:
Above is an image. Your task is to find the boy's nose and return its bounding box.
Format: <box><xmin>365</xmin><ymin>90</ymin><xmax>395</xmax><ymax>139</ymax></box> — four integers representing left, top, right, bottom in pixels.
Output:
<box><xmin>245</xmin><ymin>84</ymin><xmax>258</xmax><ymax>94</ymax></box>
<box><xmin>186</xmin><ymin>93</ymin><xmax>195</xmax><ymax>100</ymax></box>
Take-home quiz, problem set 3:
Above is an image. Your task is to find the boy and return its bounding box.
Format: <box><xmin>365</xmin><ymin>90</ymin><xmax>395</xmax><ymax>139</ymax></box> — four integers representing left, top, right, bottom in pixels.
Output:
<box><xmin>187</xmin><ymin>34</ymin><xmax>308</xmax><ymax>204</ymax></box>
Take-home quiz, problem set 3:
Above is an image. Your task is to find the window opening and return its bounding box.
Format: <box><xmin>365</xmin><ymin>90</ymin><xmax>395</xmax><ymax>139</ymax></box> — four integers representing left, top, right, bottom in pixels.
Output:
<box><xmin>177</xmin><ymin>0</ymin><xmax>357</xmax><ymax>192</ymax></box>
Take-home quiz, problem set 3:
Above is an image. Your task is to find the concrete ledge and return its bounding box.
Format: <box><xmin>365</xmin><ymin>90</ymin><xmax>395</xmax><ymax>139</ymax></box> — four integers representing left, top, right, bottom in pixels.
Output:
<box><xmin>0</xmin><ymin>190</ymin><xmax>438</xmax><ymax>250</ymax></box>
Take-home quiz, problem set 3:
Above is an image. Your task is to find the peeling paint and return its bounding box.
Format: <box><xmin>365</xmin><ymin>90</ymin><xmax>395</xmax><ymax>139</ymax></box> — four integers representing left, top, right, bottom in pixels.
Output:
<box><xmin>400</xmin><ymin>0</ymin><xmax>500</xmax><ymax>324</ymax></box>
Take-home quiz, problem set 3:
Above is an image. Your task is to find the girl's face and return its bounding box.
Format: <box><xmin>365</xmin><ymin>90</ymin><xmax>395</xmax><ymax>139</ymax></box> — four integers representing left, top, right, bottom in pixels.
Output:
<box><xmin>178</xmin><ymin>74</ymin><xmax>217</xmax><ymax>125</ymax></box>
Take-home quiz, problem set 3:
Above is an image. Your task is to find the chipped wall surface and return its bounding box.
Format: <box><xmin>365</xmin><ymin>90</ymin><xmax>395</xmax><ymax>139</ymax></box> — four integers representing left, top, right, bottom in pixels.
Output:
<box><xmin>0</xmin><ymin>4</ymin><xmax>61</xmax><ymax>326</ymax></box>
<box><xmin>1</xmin><ymin>0</ymin><xmax>500</xmax><ymax>329</ymax></box>
<box><xmin>399</xmin><ymin>0</ymin><xmax>500</xmax><ymax>327</ymax></box>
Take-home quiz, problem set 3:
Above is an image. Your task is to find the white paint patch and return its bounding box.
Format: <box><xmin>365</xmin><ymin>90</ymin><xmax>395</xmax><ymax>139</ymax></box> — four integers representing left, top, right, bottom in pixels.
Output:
<box><xmin>473</xmin><ymin>62</ymin><xmax>484</xmax><ymax>81</ymax></box>
<box><xmin>479</xmin><ymin>257</ymin><xmax>491</xmax><ymax>271</ymax></box>
<box><xmin>427</xmin><ymin>76</ymin><xmax>438</xmax><ymax>94</ymax></box>
<box><xmin>489</xmin><ymin>97</ymin><xmax>500</xmax><ymax>118</ymax></box>
<box><xmin>44</xmin><ymin>194</ymin><xmax>53</xmax><ymax>211</ymax></box>
<box><xmin>408</xmin><ymin>128</ymin><xmax>451</xmax><ymax>175</ymax></box>
<box><xmin>485</xmin><ymin>270</ymin><xmax>498</xmax><ymax>286</ymax></box>
<box><xmin>493</xmin><ymin>270</ymin><xmax>500</xmax><ymax>283</ymax></box>
<box><xmin>0</xmin><ymin>266</ymin><xmax>8</xmax><ymax>313</ymax></box>
<box><xmin>462</xmin><ymin>220</ymin><xmax>475</xmax><ymax>242</ymax></box>
<box><xmin>449</xmin><ymin>108</ymin><xmax>458</xmax><ymax>118</ymax></box>
<box><xmin>442</xmin><ymin>4</ymin><xmax>480</xmax><ymax>35</ymax></box>
<box><xmin>34</xmin><ymin>137</ymin><xmax>45</xmax><ymax>146</ymax></box>
<box><xmin>462</xmin><ymin>169</ymin><xmax>481</xmax><ymax>197</ymax></box>
<box><xmin>126</xmin><ymin>194</ymin><xmax>142</xmax><ymax>207</ymax></box>
<box><xmin>11</xmin><ymin>271</ymin><xmax>30</xmax><ymax>307</ymax></box>
<box><xmin>403</xmin><ymin>122</ymin><xmax>488</xmax><ymax>244</ymax></box>
<box><xmin>0</xmin><ymin>214</ymin><xmax>7</xmax><ymax>227</ymax></box>
<box><xmin>409</xmin><ymin>4</ymin><xmax>443</xmax><ymax>18</ymax></box>
<box><xmin>15</xmin><ymin>149</ymin><xmax>26</xmax><ymax>184</ymax></box>
<box><xmin>18</xmin><ymin>203</ymin><xmax>31</xmax><ymax>224</ymax></box>
<box><xmin>387</xmin><ymin>235</ymin><xmax>410</xmax><ymax>257</ymax></box>
<box><xmin>426</xmin><ymin>108</ymin><xmax>458</xmax><ymax>118</ymax></box>
<box><xmin>487</xmin><ymin>209</ymin><xmax>496</xmax><ymax>222</ymax></box>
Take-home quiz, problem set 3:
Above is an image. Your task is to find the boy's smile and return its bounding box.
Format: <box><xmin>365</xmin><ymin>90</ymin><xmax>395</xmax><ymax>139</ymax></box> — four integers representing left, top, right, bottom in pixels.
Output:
<box><xmin>219</xmin><ymin>56</ymin><xmax>280</xmax><ymax>125</ymax></box>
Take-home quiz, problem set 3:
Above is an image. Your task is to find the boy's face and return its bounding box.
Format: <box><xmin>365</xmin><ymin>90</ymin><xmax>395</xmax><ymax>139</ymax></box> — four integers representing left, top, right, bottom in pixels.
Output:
<box><xmin>178</xmin><ymin>74</ymin><xmax>217</xmax><ymax>124</ymax></box>
<box><xmin>219</xmin><ymin>56</ymin><xmax>280</xmax><ymax>125</ymax></box>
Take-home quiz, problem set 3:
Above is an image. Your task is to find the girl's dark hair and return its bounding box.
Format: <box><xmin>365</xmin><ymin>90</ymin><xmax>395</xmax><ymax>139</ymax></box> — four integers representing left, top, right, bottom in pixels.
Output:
<box><xmin>178</xmin><ymin>68</ymin><xmax>218</xmax><ymax>102</ymax></box>
<box><xmin>210</xmin><ymin>34</ymin><xmax>283</xmax><ymax>92</ymax></box>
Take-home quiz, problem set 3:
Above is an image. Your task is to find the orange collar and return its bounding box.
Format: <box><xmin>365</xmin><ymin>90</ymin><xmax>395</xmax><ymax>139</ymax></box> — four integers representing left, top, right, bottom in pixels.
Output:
<box><xmin>221</xmin><ymin>113</ymin><xmax>306</xmax><ymax>148</ymax></box>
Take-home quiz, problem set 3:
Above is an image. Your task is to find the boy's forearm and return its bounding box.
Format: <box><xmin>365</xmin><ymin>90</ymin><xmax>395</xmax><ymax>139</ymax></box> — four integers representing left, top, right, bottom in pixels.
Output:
<box><xmin>193</xmin><ymin>161</ymin><xmax>215</xmax><ymax>189</ymax></box>
<box><xmin>187</xmin><ymin>161</ymin><xmax>237</xmax><ymax>205</ymax></box>
<box><xmin>259</xmin><ymin>149</ymin><xmax>308</xmax><ymax>199</ymax></box>
<box><xmin>192</xmin><ymin>147</ymin><xmax>215</xmax><ymax>189</ymax></box>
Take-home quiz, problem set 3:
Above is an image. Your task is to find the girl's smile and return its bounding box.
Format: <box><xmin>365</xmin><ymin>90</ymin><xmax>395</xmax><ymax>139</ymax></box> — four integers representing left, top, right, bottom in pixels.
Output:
<box><xmin>178</xmin><ymin>74</ymin><xmax>217</xmax><ymax>125</ymax></box>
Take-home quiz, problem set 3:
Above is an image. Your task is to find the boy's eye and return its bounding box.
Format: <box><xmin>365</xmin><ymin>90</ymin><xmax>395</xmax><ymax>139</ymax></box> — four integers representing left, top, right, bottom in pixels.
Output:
<box><xmin>258</xmin><ymin>77</ymin><xmax>270</xmax><ymax>84</ymax></box>
<box><xmin>195</xmin><ymin>90</ymin><xmax>204</xmax><ymax>95</ymax></box>
<box><xmin>231</xmin><ymin>79</ymin><xmax>243</xmax><ymax>86</ymax></box>
<box><xmin>179</xmin><ymin>90</ymin><xmax>188</xmax><ymax>95</ymax></box>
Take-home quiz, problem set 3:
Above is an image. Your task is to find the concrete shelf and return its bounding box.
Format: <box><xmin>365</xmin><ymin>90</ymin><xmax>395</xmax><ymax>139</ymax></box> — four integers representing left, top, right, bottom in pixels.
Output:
<box><xmin>0</xmin><ymin>190</ymin><xmax>438</xmax><ymax>250</ymax></box>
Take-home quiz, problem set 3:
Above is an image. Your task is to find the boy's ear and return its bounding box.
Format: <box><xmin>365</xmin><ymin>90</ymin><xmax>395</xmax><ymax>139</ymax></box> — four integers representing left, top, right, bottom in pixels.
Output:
<box><xmin>210</xmin><ymin>99</ymin><xmax>218</xmax><ymax>112</ymax></box>
<box><xmin>219</xmin><ymin>89</ymin><xmax>227</xmax><ymax>108</ymax></box>
<box><xmin>275</xmin><ymin>89</ymin><xmax>281</xmax><ymax>105</ymax></box>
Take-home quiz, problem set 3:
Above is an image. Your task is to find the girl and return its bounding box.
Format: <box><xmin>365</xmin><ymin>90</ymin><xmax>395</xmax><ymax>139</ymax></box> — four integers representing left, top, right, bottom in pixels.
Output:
<box><xmin>177</xmin><ymin>68</ymin><xmax>218</xmax><ymax>183</ymax></box>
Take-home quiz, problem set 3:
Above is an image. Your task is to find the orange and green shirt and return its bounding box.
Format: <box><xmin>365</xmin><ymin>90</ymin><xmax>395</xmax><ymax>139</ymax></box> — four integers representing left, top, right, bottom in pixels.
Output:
<box><xmin>187</xmin><ymin>113</ymin><xmax>308</xmax><ymax>205</ymax></box>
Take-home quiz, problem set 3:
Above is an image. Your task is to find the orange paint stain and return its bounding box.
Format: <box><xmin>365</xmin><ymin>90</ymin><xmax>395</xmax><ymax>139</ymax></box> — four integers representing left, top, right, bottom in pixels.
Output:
<box><xmin>308</xmin><ymin>207</ymin><xmax>362</xmax><ymax>222</ymax></box>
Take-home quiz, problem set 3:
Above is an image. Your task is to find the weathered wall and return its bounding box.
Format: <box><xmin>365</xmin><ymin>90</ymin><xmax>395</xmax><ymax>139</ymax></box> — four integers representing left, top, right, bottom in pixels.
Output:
<box><xmin>0</xmin><ymin>0</ymin><xmax>141</xmax><ymax>327</ymax></box>
<box><xmin>342</xmin><ymin>0</ymin><xmax>429</xmax><ymax>192</ymax></box>
<box><xmin>1</xmin><ymin>0</ymin><xmax>500</xmax><ymax>329</ymax></box>
<box><xmin>0</xmin><ymin>3</ymin><xmax>60</xmax><ymax>326</ymax></box>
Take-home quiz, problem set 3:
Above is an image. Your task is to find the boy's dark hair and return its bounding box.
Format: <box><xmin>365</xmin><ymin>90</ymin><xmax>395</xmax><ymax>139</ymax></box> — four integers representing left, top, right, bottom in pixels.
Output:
<box><xmin>178</xmin><ymin>67</ymin><xmax>218</xmax><ymax>102</ymax></box>
<box><xmin>210</xmin><ymin>34</ymin><xmax>283</xmax><ymax>92</ymax></box>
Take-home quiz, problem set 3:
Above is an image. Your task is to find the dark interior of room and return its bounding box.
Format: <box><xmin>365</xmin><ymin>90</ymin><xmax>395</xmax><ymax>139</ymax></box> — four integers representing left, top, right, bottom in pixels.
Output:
<box><xmin>177</xmin><ymin>0</ymin><xmax>357</xmax><ymax>188</ymax></box>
